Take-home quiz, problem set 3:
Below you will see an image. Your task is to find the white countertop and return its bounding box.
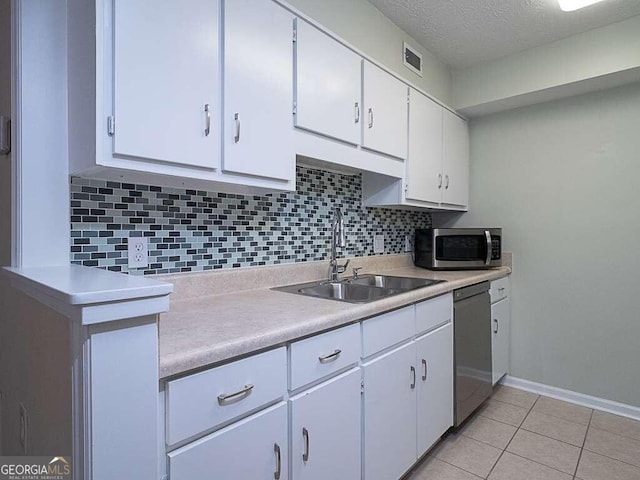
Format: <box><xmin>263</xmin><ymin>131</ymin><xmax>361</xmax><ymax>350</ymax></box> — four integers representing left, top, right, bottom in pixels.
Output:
<box><xmin>3</xmin><ymin>264</ymin><xmax>173</xmax><ymax>305</ymax></box>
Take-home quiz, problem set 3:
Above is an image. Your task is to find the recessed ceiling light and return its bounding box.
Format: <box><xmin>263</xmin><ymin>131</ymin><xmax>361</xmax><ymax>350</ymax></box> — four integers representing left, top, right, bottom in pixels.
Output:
<box><xmin>558</xmin><ymin>0</ymin><xmax>606</xmax><ymax>11</ymax></box>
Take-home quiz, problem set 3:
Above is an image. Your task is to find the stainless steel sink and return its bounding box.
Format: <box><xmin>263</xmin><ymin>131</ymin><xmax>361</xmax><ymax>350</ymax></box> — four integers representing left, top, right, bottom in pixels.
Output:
<box><xmin>348</xmin><ymin>274</ymin><xmax>444</xmax><ymax>291</ymax></box>
<box><xmin>273</xmin><ymin>274</ymin><xmax>445</xmax><ymax>304</ymax></box>
<box><xmin>298</xmin><ymin>282</ymin><xmax>397</xmax><ymax>303</ymax></box>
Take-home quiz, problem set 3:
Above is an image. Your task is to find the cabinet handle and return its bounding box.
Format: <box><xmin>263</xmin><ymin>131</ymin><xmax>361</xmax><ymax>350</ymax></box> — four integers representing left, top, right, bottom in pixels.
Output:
<box><xmin>318</xmin><ymin>349</ymin><xmax>341</xmax><ymax>364</ymax></box>
<box><xmin>494</xmin><ymin>318</ymin><xmax>499</xmax><ymax>334</ymax></box>
<box><xmin>302</xmin><ymin>427</ymin><xmax>310</xmax><ymax>462</ymax></box>
<box><xmin>204</xmin><ymin>104</ymin><xmax>211</xmax><ymax>137</ymax></box>
<box><xmin>410</xmin><ymin>366</ymin><xmax>416</xmax><ymax>389</ymax></box>
<box><xmin>438</xmin><ymin>173</ymin><xmax>442</xmax><ymax>189</ymax></box>
<box><xmin>368</xmin><ymin>108</ymin><xmax>374</xmax><ymax>129</ymax></box>
<box><xmin>354</xmin><ymin>102</ymin><xmax>360</xmax><ymax>123</ymax></box>
<box><xmin>217</xmin><ymin>383</ymin><xmax>254</xmax><ymax>405</ymax></box>
<box><xmin>445</xmin><ymin>174</ymin><xmax>450</xmax><ymax>189</ymax></box>
<box><xmin>498</xmin><ymin>287</ymin><xmax>505</xmax><ymax>292</ymax></box>
<box><xmin>274</xmin><ymin>443</ymin><xmax>281</xmax><ymax>480</ymax></box>
<box><xmin>421</xmin><ymin>359</ymin><xmax>428</xmax><ymax>381</ymax></box>
<box><xmin>234</xmin><ymin>113</ymin><xmax>241</xmax><ymax>143</ymax></box>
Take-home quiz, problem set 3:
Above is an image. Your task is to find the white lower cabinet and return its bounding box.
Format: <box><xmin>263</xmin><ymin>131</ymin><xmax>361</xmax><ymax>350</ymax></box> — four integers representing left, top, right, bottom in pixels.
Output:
<box><xmin>492</xmin><ymin>297</ymin><xmax>511</xmax><ymax>385</ymax></box>
<box><xmin>416</xmin><ymin>323</ymin><xmax>454</xmax><ymax>457</ymax></box>
<box><xmin>290</xmin><ymin>368</ymin><xmax>362</xmax><ymax>479</ymax></box>
<box><xmin>362</xmin><ymin>295</ymin><xmax>454</xmax><ymax>480</ymax></box>
<box><xmin>490</xmin><ymin>277</ymin><xmax>511</xmax><ymax>385</ymax></box>
<box><xmin>362</xmin><ymin>341</ymin><xmax>417</xmax><ymax>480</ymax></box>
<box><xmin>165</xmin><ymin>293</ymin><xmax>458</xmax><ymax>480</ymax></box>
<box><xmin>168</xmin><ymin>402</ymin><xmax>288</xmax><ymax>480</ymax></box>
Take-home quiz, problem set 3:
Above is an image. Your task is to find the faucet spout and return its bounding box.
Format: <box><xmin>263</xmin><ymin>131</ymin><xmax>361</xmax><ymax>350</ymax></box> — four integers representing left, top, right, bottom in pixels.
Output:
<box><xmin>329</xmin><ymin>208</ymin><xmax>349</xmax><ymax>282</ymax></box>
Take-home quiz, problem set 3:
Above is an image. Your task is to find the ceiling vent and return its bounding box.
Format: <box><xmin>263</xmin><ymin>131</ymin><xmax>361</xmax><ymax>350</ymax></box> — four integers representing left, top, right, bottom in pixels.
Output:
<box><xmin>403</xmin><ymin>42</ymin><xmax>423</xmax><ymax>77</ymax></box>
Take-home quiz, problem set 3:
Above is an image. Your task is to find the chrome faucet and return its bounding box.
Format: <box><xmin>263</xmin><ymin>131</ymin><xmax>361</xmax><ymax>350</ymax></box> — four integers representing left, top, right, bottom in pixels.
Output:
<box><xmin>328</xmin><ymin>208</ymin><xmax>350</xmax><ymax>282</ymax></box>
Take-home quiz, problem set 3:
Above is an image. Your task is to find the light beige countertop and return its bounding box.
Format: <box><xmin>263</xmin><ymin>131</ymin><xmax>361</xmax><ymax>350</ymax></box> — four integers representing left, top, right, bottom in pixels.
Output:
<box><xmin>158</xmin><ymin>254</ymin><xmax>511</xmax><ymax>379</ymax></box>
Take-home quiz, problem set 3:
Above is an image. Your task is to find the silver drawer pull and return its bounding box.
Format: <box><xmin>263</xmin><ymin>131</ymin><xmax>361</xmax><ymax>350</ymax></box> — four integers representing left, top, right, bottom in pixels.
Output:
<box><xmin>234</xmin><ymin>113</ymin><xmax>241</xmax><ymax>143</ymax></box>
<box><xmin>410</xmin><ymin>366</ymin><xmax>416</xmax><ymax>389</ymax></box>
<box><xmin>354</xmin><ymin>102</ymin><xmax>360</xmax><ymax>123</ymax></box>
<box><xmin>318</xmin><ymin>349</ymin><xmax>341</xmax><ymax>363</ymax></box>
<box><xmin>302</xmin><ymin>427</ymin><xmax>310</xmax><ymax>462</ymax></box>
<box><xmin>204</xmin><ymin>104</ymin><xmax>211</xmax><ymax>137</ymax></box>
<box><xmin>421</xmin><ymin>359</ymin><xmax>428</xmax><ymax>381</ymax></box>
<box><xmin>217</xmin><ymin>383</ymin><xmax>254</xmax><ymax>405</ymax></box>
<box><xmin>498</xmin><ymin>287</ymin><xmax>505</xmax><ymax>292</ymax></box>
<box><xmin>494</xmin><ymin>318</ymin><xmax>499</xmax><ymax>334</ymax></box>
<box><xmin>274</xmin><ymin>443</ymin><xmax>281</xmax><ymax>480</ymax></box>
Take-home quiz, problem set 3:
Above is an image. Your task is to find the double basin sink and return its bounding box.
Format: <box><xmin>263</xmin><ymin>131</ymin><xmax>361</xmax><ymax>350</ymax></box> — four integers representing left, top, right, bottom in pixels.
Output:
<box><xmin>274</xmin><ymin>274</ymin><xmax>445</xmax><ymax>304</ymax></box>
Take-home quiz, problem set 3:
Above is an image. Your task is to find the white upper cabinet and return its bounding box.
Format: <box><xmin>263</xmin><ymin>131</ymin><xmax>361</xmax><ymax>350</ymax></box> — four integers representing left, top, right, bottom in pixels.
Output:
<box><xmin>113</xmin><ymin>0</ymin><xmax>219</xmax><ymax>169</ymax></box>
<box><xmin>362</xmin><ymin>61</ymin><xmax>408</xmax><ymax>159</ymax></box>
<box><xmin>69</xmin><ymin>0</ymin><xmax>296</xmax><ymax>193</ymax></box>
<box><xmin>442</xmin><ymin>108</ymin><xmax>470</xmax><ymax>207</ymax></box>
<box><xmin>222</xmin><ymin>0</ymin><xmax>294</xmax><ymax>181</ymax></box>
<box><xmin>406</xmin><ymin>88</ymin><xmax>443</xmax><ymax>203</ymax></box>
<box><xmin>294</xmin><ymin>19</ymin><xmax>362</xmax><ymax>145</ymax></box>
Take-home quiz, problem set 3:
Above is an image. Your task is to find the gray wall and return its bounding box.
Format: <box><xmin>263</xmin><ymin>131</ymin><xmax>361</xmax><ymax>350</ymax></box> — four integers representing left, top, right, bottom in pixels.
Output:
<box><xmin>452</xmin><ymin>82</ymin><xmax>640</xmax><ymax>407</ymax></box>
<box><xmin>286</xmin><ymin>0</ymin><xmax>452</xmax><ymax>104</ymax></box>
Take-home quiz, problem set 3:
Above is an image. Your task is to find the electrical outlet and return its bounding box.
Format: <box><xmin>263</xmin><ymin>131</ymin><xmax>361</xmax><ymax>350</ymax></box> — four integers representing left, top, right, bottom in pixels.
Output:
<box><xmin>128</xmin><ymin>236</ymin><xmax>148</xmax><ymax>268</ymax></box>
<box><xmin>373</xmin><ymin>234</ymin><xmax>384</xmax><ymax>254</ymax></box>
<box><xmin>404</xmin><ymin>235</ymin><xmax>412</xmax><ymax>253</ymax></box>
<box><xmin>19</xmin><ymin>403</ymin><xmax>28</xmax><ymax>454</ymax></box>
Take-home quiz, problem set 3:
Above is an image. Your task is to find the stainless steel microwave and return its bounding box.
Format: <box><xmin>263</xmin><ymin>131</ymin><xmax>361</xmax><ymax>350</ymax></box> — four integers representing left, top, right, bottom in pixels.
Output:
<box><xmin>414</xmin><ymin>228</ymin><xmax>502</xmax><ymax>270</ymax></box>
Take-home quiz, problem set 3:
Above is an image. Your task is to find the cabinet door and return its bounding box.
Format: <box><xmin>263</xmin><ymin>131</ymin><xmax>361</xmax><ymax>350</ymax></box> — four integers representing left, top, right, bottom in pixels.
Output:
<box><xmin>294</xmin><ymin>19</ymin><xmax>362</xmax><ymax>145</ymax></box>
<box><xmin>442</xmin><ymin>109</ymin><xmax>469</xmax><ymax>207</ymax></box>
<box><xmin>290</xmin><ymin>369</ymin><xmax>361</xmax><ymax>480</ymax></box>
<box><xmin>492</xmin><ymin>298</ymin><xmax>510</xmax><ymax>385</ymax></box>
<box><xmin>406</xmin><ymin>89</ymin><xmax>443</xmax><ymax>204</ymax></box>
<box><xmin>416</xmin><ymin>323</ymin><xmax>454</xmax><ymax>457</ymax></box>
<box><xmin>168</xmin><ymin>402</ymin><xmax>288</xmax><ymax>480</ymax></box>
<box><xmin>362</xmin><ymin>61</ymin><xmax>408</xmax><ymax>159</ymax></box>
<box><xmin>223</xmin><ymin>0</ymin><xmax>294</xmax><ymax>181</ymax></box>
<box><xmin>362</xmin><ymin>342</ymin><xmax>416</xmax><ymax>480</ymax></box>
<box><xmin>113</xmin><ymin>0</ymin><xmax>219</xmax><ymax>169</ymax></box>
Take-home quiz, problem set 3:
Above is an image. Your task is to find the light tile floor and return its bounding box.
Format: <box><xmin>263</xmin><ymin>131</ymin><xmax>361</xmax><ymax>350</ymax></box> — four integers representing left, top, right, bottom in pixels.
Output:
<box><xmin>406</xmin><ymin>385</ymin><xmax>640</xmax><ymax>480</ymax></box>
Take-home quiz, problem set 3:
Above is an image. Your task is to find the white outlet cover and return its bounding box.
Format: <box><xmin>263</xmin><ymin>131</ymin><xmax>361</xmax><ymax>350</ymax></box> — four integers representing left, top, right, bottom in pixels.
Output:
<box><xmin>374</xmin><ymin>234</ymin><xmax>384</xmax><ymax>254</ymax></box>
<box><xmin>128</xmin><ymin>236</ymin><xmax>148</xmax><ymax>268</ymax></box>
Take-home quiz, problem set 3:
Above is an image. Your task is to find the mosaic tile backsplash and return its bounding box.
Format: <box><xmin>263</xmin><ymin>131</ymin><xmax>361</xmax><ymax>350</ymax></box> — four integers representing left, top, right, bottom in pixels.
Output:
<box><xmin>70</xmin><ymin>166</ymin><xmax>432</xmax><ymax>275</ymax></box>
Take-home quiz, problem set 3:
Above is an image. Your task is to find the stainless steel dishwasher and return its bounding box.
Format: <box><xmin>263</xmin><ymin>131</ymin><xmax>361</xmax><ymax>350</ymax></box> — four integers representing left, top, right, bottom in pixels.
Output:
<box><xmin>453</xmin><ymin>281</ymin><xmax>493</xmax><ymax>427</ymax></box>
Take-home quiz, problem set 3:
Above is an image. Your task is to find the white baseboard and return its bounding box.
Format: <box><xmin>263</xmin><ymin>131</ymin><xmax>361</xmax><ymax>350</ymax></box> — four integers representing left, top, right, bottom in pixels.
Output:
<box><xmin>500</xmin><ymin>375</ymin><xmax>640</xmax><ymax>421</ymax></box>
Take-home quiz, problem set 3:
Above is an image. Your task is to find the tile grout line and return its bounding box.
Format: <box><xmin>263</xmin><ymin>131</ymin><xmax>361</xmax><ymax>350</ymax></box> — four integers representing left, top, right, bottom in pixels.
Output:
<box><xmin>483</xmin><ymin>392</ymin><xmax>541</xmax><ymax>479</ymax></box>
<box><xmin>572</xmin><ymin>408</ymin><xmax>594</xmax><ymax>478</ymax></box>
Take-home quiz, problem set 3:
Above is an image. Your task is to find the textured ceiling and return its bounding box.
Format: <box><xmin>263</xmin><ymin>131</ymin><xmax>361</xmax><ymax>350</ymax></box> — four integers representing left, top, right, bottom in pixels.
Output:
<box><xmin>367</xmin><ymin>0</ymin><xmax>640</xmax><ymax>69</ymax></box>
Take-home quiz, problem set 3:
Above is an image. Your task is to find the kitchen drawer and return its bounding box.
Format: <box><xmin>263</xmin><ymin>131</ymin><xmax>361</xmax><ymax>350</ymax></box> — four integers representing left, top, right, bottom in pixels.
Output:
<box><xmin>362</xmin><ymin>305</ymin><xmax>414</xmax><ymax>358</ymax></box>
<box><xmin>289</xmin><ymin>323</ymin><xmax>361</xmax><ymax>391</ymax></box>
<box><xmin>415</xmin><ymin>293</ymin><xmax>452</xmax><ymax>336</ymax></box>
<box><xmin>166</xmin><ymin>347</ymin><xmax>287</xmax><ymax>446</ymax></box>
<box><xmin>490</xmin><ymin>277</ymin><xmax>510</xmax><ymax>304</ymax></box>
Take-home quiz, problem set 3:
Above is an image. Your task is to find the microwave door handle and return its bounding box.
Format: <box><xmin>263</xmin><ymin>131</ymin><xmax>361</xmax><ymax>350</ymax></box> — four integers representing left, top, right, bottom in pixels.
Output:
<box><xmin>484</xmin><ymin>230</ymin><xmax>492</xmax><ymax>266</ymax></box>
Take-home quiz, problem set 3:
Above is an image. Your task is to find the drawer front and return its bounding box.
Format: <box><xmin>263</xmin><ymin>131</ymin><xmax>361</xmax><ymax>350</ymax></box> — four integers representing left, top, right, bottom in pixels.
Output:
<box><xmin>289</xmin><ymin>323</ymin><xmax>360</xmax><ymax>391</ymax></box>
<box><xmin>362</xmin><ymin>305</ymin><xmax>414</xmax><ymax>358</ymax></box>
<box><xmin>166</xmin><ymin>347</ymin><xmax>287</xmax><ymax>446</ymax></box>
<box><xmin>490</xmin><ymin>277</ymin><xmax>510</xmax><ymax>303</ymax></box>
<box><xmin>415</xmin><ymin>293</ymin><xmax>452</xmax><ymax>336</ymax></box>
